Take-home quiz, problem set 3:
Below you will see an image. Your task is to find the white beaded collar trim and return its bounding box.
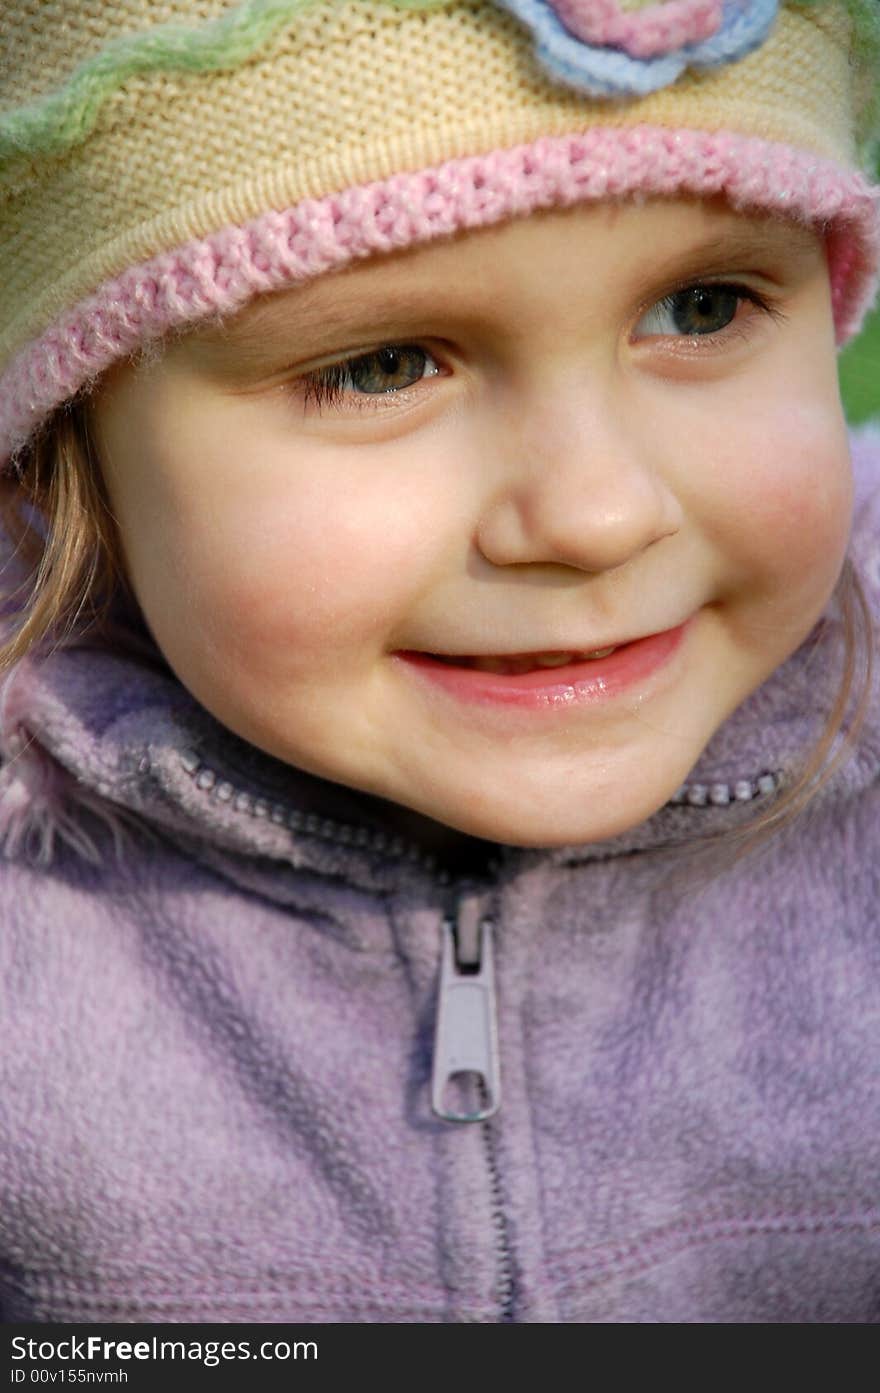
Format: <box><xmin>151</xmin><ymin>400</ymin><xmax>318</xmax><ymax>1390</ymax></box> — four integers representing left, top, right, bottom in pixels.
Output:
<box><xmin>177</xmin><ymin>748</ymin><xmax>781</xmax><ymax>863</ymax></box>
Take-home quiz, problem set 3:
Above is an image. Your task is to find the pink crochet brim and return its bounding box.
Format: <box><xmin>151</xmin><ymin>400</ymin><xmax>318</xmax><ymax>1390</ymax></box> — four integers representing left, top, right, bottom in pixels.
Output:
<box><xmin>2</xmin><ymin>124</ymin><xmax>878</xmax><ymax>467</ymax></box>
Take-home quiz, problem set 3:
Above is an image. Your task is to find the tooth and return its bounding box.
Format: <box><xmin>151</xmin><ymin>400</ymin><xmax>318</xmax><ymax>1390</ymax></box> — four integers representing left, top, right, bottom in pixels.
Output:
<box><xmin>471</xmin><ymin>657</ymin><xmax>514</xmax><ymax>674</ymax></box>
<box><xmin>447</xmin><ymin>646</ymin><xmax>618</xmax><ymax>674</ymax></box>
<box><xmin>533</xmin><ymin>652</ymin><xmax>575</xmax><ymax>668</ymax></box>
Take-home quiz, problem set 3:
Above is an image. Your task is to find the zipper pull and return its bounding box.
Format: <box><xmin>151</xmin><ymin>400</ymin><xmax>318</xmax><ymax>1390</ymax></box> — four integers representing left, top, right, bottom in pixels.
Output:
<box><xmin>431</xmin><ymin>903</ymin><xmax>501</xmax><ymax>1123</ymax></box>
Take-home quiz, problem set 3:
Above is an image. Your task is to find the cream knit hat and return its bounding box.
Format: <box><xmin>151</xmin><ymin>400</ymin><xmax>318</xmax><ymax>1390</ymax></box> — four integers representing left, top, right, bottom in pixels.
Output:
<box><xmin>0</xmin><ymin>0</ymin><xmax>878</xmax><ymax>467</ymax></box>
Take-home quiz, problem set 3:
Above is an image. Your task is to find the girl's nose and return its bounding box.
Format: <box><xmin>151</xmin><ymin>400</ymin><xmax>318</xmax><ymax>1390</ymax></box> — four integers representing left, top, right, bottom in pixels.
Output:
<box><xmin>475</xmin><ymin>405</ymin><xmax>682</xmax><ymax>574</ymax></box>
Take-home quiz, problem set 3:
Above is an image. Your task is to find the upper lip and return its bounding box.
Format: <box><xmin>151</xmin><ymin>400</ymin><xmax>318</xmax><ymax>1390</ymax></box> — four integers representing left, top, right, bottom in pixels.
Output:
<box><xmin>403</xmin><ymin>619</ymin><xmax>689</xmax><ymax>658</ymax></box>
<box><xmin>402</xmin><ymin>644</ymin><xmax>626</xmax><ymax>661</ymax></box>
<box><xmin>411</xmin><ymin>639</ymin><xmax>632</xmax><ymax>657</ymax></box>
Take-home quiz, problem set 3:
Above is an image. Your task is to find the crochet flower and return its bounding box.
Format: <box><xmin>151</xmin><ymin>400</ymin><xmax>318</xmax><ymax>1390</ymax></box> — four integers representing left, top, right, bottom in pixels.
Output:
<box><xmin>493</xmin><ymin>0</ymin><xmax>780</xmax><ymax>97</ymax></box>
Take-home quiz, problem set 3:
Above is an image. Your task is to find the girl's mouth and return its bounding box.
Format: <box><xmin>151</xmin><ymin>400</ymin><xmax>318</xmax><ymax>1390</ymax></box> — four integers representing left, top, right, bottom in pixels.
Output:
<box><xmin>394</xmin><ymin>623</ymin><xmax>691</xmax><ymax>709</ymax></box>
<box><xmin>427</xmin><ymin>647</ymin><xmax>618</xmax><ymax>675</ymax></box>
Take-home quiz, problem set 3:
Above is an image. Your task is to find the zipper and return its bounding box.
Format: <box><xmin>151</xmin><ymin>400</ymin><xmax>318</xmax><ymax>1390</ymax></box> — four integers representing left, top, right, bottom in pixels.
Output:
<box><xmin>480</xmin><ymin>1099</ymin><xmax>516</xmax><ymax>1322</ymax></box>
<box><xmin>179</xmin><ymin>746</ymin><xmax>782</xmax><ymax>864</ymax></box>
<box><xmin>431</xmin><ymin>899</ymin><xmax>501</xmax><ymax>1123</ymax></box>
<box><xmin>430</xmin><ymin>896</ymin><xmax>516</xmax><ymax>1318</ymax></box>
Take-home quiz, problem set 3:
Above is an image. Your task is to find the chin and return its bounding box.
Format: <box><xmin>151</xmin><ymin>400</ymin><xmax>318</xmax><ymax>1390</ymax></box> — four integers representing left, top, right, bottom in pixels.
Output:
<box><xmin>414</xmin><ymin>784</ymin><xmax>676</xmax><ymax>850</ymax></box>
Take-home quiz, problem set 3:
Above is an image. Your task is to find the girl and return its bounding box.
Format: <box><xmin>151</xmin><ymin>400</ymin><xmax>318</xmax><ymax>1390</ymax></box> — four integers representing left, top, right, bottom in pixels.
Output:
<box><xmin>0</xmin><ymin>0</ymin><xmax>878</xmax><ymax>1323</ymax></box>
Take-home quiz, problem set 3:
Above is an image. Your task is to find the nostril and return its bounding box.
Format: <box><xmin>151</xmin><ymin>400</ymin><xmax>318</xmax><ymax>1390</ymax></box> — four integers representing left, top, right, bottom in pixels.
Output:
<box><xmin>475</xmin><ymin>453</ymin><xmax>682</xmax><ymax>574</ymax></box>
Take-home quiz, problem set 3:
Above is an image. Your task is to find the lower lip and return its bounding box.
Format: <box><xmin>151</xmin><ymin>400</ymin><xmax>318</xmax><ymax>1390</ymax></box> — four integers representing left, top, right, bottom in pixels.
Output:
<box><xmin>395</xmin><ymin>622</ymin><xmax>690</xmax><ymax>710</ymax></box>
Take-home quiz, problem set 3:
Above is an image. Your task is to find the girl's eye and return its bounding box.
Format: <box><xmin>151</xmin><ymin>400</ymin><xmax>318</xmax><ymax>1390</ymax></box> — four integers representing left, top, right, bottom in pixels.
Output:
<box><xmin>632</xmin><ymin>283</ymin><xmax>771</xmax><ymax>340</ymax></box>
<box><xmin>298</xmin><ymin>344</ymin><xmax>441</xmax><ymax>412</ymax></box>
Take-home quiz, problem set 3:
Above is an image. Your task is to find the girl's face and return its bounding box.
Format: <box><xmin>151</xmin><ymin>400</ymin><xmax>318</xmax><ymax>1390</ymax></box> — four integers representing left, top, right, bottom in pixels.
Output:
<box><xmin>94</xmin><ymin>198</ymin><xmax>852</xmax><ymax>847</ymax></box>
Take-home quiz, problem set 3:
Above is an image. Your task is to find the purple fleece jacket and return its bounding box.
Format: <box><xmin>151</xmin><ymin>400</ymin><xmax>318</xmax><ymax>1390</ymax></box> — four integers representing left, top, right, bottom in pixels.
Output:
<box><xmin>0</xmin><ymin>428</ymin><xmax>879</xmax><ymax>1325</ymax></box>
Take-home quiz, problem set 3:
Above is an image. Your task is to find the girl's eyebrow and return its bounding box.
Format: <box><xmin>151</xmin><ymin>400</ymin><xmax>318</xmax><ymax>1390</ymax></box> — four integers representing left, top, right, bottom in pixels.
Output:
<box><xmin>184</xmin><ymin>283</ymin><xmax>430</xmax><ymax>378</ymax></box>
<box><xmin>650</xmin><ymin>220</ymin><xmax>821</xmax><ymax>282</ymax></box>
<box><xmin>184</xmin><ymin>218</ymin><xmax>821</xmax><ymax>377</ymax></box>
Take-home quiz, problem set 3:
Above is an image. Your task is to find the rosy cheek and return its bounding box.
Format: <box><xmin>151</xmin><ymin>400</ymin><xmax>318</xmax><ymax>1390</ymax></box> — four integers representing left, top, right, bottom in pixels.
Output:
<box><xmin>176</xmin><ymin>462</ymin><xmax>439</xmax><ymax>669</ymax></box>
<box><xmin>703</xmin><ymin>400</ymin><xmax>852</xmax><ymax>593</ymax></box>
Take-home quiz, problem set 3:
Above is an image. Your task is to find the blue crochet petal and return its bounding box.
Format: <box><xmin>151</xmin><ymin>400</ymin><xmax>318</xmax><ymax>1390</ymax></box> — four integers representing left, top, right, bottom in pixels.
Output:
<box><xmin>693</xmin><ymin>0</ymin><xmax>779</xmax><ymax>67</ymax></box>
<box><xmin>494</xmin><ymin>0</ymin><xmax>780</xmax><ymax>99</ymax></box>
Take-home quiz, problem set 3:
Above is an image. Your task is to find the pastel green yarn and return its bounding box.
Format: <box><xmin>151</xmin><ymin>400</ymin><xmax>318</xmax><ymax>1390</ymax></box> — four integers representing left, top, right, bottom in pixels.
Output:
<box><xmin>1</xmin><ymin>0</ymin><xmax>878</xmax><ymax>172</ymax></box>
<box><xmin>0</xmin><ymin>0</ymin><xmax>451</xmax><ymax>169</ymax></box>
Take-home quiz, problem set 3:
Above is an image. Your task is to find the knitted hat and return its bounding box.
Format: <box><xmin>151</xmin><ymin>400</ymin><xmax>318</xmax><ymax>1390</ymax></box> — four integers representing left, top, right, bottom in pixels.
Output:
<box><xmin>1</xmin><ymin>0</ymin><xmax>878</xmax><ymax>468</ymax></box>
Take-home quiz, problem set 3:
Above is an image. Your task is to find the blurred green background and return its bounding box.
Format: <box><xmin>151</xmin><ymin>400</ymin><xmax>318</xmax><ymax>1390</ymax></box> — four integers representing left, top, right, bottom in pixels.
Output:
<box><xmin>840</xmin><ymin>299</ymin><xmax>880</xmax><ymax>424</ymax></box>
<box><xmin>839</xmin><ymin>148</ymin><xmax>880</xmax><ymax>425</ymax></box>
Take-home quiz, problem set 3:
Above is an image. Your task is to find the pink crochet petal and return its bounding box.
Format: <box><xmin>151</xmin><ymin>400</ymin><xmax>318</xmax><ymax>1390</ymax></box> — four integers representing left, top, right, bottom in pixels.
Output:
<box><xmin>549</xmin><ymin>0</ymin><xmax>722</xmax><ymax>60</ymax></box>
